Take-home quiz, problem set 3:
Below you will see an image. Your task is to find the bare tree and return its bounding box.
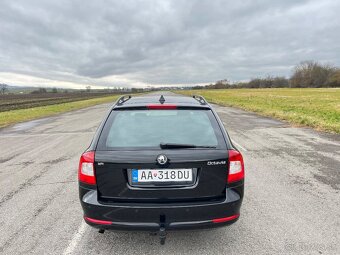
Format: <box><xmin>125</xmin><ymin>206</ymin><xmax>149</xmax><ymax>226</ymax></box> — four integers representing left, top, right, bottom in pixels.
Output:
<box><xmin>86</xmin><ymin>86</ymin><xmax>91</xmax><ymax>92</ymax></box>
<box><xmin>0</xmin><ymin>84</ymin><xmax>8</xmax><ymax>94</ymax></box>
<box><xmin>290</xmin><ymin>61</ymin><xmax>336</xmax><ymax>88</ymax></box>
<box><xmin>328</xmin><ymin>69</ymin><xmax>340</xmax><ymax>87</ymax></box>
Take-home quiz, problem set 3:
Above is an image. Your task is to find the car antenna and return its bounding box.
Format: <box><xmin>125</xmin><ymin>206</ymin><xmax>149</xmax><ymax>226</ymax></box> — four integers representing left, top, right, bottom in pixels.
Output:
<box><xmin>159</xmin><ymin>95</ymin><xmax>165</xmax><ymax>104</ymax></box>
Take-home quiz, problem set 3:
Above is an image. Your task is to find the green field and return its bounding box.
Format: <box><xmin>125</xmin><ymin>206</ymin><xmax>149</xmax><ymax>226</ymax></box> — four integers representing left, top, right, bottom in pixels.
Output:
<box><xmin>0</xmin><ymin>95</ymin><xmax>121</xmax><ymax>128</ymax></box>
<box><xmin>176</xmin><ymin>88</ymin><xmax>340</xmax><ymax>133</ymax></box>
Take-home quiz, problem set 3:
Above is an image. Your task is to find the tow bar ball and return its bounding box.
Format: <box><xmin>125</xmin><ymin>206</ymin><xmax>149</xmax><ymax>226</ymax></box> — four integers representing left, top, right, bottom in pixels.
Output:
<box><xmin>159</xmin><ymin>227</ymin><xmax>166</xmax><ymax>245</ymax></box>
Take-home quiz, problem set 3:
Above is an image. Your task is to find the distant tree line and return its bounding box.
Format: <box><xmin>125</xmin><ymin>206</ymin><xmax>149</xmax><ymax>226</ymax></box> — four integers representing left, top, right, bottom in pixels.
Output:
<box><xmin>2</xmin><ymin>60</ymin><xmax>340</xmax><ymax>94</ymax></box>
<box><xmin>290</xmin><ymin>61</ymin><xmax>339</xmax><ymax>88</ymax></box>
<box><xmin>192</xmin><ymin>61</ymin><xmax>340</xmax><ymax>89</ymax></box>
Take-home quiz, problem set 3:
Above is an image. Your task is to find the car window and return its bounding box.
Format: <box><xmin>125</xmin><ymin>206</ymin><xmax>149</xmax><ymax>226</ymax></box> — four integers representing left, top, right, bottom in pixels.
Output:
<box><xmin>97</xmin><ymin>109</ymin><xmax>225</xmax><ymax>150</ymax></box>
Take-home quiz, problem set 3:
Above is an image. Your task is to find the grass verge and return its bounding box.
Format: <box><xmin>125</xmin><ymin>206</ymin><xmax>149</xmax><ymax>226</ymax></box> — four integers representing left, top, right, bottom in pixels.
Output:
<box><xmin>0</xmin><ymin>95</ymin><xmax>121</xmax><ymax>128</ymax></box>
<box><xmin>176</xmin><ymin>88</ymin><xmax>340</xmax><ymax>134</ymax></box>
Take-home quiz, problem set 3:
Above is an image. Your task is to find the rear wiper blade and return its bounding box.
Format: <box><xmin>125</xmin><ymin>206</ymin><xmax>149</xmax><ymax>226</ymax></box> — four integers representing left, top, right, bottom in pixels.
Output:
<box><xmin>160</xmin><ymin>143</ymin><xmax>216</xmax><ymax>149</ymax></box>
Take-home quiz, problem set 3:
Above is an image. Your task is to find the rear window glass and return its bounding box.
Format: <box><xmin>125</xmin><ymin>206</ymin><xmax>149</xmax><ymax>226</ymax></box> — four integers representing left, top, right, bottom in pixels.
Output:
<box><xmin>97</xmin><ymin>109</ymin><xmax>225</xmax><ymax>150</ymax></box>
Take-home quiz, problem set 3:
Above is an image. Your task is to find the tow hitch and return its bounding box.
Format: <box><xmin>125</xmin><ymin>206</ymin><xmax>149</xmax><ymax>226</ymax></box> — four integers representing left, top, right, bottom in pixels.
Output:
<box><xmin>159</xmin><ymin>227</ymin><xmax>166</xmax><ymax>245</ymax></box>
<box><xmin>98</xmin><ymin>215</ymin><xmax>168</xmax><ymax>245</ymax></box>
<box><xmin>149</xmin><ymin>227</ymin><xmax>167</xmax><ymax>245</ymax></box>
<box><xmin>159</xmin><ymin>214</ymin><xmax>167</xmax><ymax>245</ymax></box>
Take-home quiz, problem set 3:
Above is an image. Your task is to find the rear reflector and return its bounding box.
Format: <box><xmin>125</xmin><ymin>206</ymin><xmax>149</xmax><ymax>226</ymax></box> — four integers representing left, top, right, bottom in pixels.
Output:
<box><xmin>212</xmin><ymin>214</ymin><xmax>240</xmax><ymax>223</ymax></box>
<box><xmin>147</xmin><ymin>104</ymin><xmax>177</xmax><ymax>109</ymax></box>
<box><xmin>84</xmin><ymin>216</ymin><xmax>112</xmax><ymax>225</ymax></box>
<box><xmin>78</xmin><ymin>151</ymin><xmax>96</xmax><ymax>185</ymax></box>
<box><xmin>227</xmin><ymin>150</ymin><xmax>245</xmax><ymax>183</ymax></box>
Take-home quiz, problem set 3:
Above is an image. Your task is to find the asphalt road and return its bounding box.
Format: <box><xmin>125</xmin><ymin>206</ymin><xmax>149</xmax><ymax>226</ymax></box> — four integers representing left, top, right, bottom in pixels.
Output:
<box><xmin>0</xmin><ymin>93</ymin><xmax>339</xmax><ymax>254</ymax></box>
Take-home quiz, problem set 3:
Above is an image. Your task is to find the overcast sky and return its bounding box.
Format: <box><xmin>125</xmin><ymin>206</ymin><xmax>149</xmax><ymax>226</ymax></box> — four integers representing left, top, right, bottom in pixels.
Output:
<box><xmin>1</xmin><ymin>0</ymin><xmax>340</xmax><ymax>89</ymax></box>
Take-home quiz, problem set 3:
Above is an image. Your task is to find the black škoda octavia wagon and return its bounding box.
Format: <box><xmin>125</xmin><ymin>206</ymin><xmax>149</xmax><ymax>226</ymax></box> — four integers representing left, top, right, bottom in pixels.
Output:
<box><xmin>78</xmin><ymin>94</ymin><xmax>244</xmax><ymax>244</ymax></box>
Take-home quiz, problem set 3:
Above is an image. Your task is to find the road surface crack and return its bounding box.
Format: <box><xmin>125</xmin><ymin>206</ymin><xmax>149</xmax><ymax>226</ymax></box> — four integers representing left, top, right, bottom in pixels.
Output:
<box><xmin>0</xmin><ymin>166</ymin><xmax>49</xmax><ymax>207</ymax></box>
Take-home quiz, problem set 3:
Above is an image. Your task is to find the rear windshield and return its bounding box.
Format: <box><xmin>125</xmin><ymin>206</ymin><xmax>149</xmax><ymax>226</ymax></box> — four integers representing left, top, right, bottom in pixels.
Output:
<box><xmin>97</xmin><ymin>109</ymin><xmax>225</xmax><ymax>150</ymax></box>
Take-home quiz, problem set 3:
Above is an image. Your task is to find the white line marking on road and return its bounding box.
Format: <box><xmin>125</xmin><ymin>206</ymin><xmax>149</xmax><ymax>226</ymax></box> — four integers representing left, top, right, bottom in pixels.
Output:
<box><xmin>63</xmin><ymin>221</ymin><xmax>87</xmax><ymax>255</ymax></box>
<box><xmin>231</xmin><ymin>140</ymin><xmax>248</xmax><ymax>152</ymax></box>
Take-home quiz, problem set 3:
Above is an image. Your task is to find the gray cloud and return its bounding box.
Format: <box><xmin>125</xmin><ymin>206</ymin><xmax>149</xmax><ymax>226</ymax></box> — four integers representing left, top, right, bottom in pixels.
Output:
<box><xmin>0</xmin><ymin>0</ymin><xmax>340</xmax><ymax>87</ymax></box>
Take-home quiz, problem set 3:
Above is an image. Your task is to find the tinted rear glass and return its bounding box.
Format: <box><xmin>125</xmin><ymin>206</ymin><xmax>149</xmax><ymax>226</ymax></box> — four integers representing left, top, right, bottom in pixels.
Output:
<box><xmin>97</xmin><ymin>109</ymin><xmax>225</xmax><ymax>150</ymax></box>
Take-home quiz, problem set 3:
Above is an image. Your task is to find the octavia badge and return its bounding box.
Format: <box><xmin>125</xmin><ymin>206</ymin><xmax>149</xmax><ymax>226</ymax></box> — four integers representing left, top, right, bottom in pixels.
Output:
<box><xmin>157</xmin><ymin>154</ymin><xmax>168</xmax><ymax>165</ymax></box>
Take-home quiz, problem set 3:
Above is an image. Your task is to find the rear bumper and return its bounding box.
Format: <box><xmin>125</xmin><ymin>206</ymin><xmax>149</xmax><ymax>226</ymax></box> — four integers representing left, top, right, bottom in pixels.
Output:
<box><xmin>80</xmin><ymin>187</ymin><xmax>243</xmax><ymax>231</ymax></box>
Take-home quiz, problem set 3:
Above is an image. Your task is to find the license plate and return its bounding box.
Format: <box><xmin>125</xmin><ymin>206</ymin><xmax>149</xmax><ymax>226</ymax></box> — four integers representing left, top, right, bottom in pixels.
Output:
<box><xmin>131</xmin><ymin>169</ymin><xmax>193</xmax><ymax>183</ymax></box>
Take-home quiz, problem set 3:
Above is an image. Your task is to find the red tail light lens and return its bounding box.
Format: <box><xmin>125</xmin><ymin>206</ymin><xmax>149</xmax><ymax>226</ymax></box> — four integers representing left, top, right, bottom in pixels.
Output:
<box><xmin>147</xmin><ymin>104</ymin><xmax>177</xmax><ymax>109</ymax></box>
<box><xmin>227</xmin><ymin>150</ymin><xmax>245</xmax><ymax>183</ymax></box>
<box><xmin>78</xmin><ymin>151</ymin><xmax>96</xmax><ymax>185</ymax></box>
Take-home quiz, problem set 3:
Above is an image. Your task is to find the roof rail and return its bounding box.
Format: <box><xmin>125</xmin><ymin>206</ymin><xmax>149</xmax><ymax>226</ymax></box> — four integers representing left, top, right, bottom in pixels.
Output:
<box><xmin>116</xmin><ymin>95</ymin><xmax>132</xmax><ymax>105</ymax></box>
<box><xmin>192</xmin><ymin>95</ymin><xmax>207</xmax><ymax>105</ymax></box>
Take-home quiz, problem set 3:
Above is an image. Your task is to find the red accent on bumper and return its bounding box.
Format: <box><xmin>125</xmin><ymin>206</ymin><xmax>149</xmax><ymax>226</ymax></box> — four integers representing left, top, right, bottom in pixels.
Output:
<box><xmin>212</xmin><ymin>214</ymin><xmax>240</xmax><ymax>223</ymax></box>
<box><xmin>84</xmin><ymin>216</ymin><xmax>112</xmax><ymax>225</ymax></box>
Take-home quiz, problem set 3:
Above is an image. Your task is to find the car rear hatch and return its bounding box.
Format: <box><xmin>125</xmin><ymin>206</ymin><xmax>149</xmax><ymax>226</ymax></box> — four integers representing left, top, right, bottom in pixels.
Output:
<box><xmin>94</xmin><ymin>106</ymin><xmax>228</xmax><ymax>203</ymax></box>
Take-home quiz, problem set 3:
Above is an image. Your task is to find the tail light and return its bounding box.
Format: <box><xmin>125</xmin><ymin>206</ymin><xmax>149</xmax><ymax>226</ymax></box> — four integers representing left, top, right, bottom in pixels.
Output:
<box><xmin>227</xmin><ymin>150</ymin><xmax>245</xmax><ymax>183</ymax></box>
<box><xmin>78</xmin><ymin>151</ymin><xmax>96</xmax><ymax>185</ymax></box>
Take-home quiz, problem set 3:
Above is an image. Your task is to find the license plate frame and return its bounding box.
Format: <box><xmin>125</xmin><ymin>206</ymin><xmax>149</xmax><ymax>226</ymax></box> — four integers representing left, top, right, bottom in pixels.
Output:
<box><xmin>127</xmin><ymin>168</ymin><xmax>197</xmax><ymax>187</ymax></box>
